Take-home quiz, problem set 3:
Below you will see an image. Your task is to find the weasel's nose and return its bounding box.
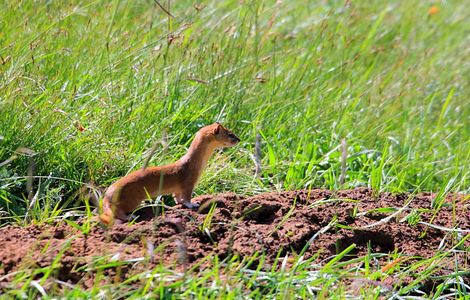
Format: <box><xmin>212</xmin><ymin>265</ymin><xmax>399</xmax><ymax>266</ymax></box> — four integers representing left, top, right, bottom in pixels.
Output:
<box><xmin>232</xmin><ymin>136</ymin><xmax>240</xmax><ymax>144</ymax></box>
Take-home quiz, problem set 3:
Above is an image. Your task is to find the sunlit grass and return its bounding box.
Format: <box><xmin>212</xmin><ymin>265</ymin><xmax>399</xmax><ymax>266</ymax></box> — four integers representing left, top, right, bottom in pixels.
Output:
<box><xmin>1</xmin><ymin>0</ymin><xmax>469</xmax><ymax>203</ymax></box>
<box><xmin>0</xmin><ymin>0</ymin><xmax>469</xmax><ymax>297</ymax></box>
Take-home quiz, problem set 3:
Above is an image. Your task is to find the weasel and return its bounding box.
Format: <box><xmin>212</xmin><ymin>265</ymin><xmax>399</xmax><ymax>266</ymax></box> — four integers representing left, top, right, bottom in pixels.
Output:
<box><xmin>99</xmin><ymin>122</ymin><xmax>240</xmax><ymax>226</ymax></box>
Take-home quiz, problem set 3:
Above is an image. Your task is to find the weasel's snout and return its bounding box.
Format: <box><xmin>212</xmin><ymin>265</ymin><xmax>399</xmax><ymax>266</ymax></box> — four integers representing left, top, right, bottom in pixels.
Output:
<box><xmin>227</xmin><ymin>132</ymin><xmax>240</xmax><ymax>145</ymax></box>
<box><xmin>231</xmin><ymin>136</ymin><xmax>240</xmax><ymax>144</ymax></box>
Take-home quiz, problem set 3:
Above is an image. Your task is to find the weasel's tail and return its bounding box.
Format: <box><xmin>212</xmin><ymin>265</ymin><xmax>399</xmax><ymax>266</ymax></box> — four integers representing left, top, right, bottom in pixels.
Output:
<box><xmin>98</xmin><ymin>196</ymin><xmax>114</xmax><ymax>226</ymax></box>
<box><xmin>99</xmin><ymin>211</ymin><xmax>113</xmax><ymax>226</ymax></box>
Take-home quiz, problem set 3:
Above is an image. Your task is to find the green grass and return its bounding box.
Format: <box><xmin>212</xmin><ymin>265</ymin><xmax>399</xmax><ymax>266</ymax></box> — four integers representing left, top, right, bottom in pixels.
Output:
<box><xmin>0</xmin><ymin>0</ymin><xmax>469</xmax><ymax>298</ymax></box>
<box><xmin>2</xmin><ymin>232</ymin><xmax>469</xmax><ymax>299</ymax></box>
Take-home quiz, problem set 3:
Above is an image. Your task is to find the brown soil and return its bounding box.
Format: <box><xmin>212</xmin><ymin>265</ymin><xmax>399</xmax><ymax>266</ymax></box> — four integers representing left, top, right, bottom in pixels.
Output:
<box><xmin>0</xmin><ymin>188</ymin><xmax>468</xmax><ymax>291</ymax></box>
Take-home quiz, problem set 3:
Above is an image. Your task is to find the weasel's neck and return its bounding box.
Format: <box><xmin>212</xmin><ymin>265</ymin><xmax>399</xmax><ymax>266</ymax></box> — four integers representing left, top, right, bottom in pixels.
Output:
<box><xmin>178</xmin><ymin>133</ymin><xmax>216</xmax><ymax>181</ymax></box>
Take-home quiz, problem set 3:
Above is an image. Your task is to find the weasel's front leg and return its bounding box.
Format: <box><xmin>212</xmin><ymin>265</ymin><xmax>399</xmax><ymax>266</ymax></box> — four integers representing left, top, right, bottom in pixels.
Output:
<box><xmin>174</xmin><ymin>190</ymin><xmax>199</xmax><ymax>210</ymax></box>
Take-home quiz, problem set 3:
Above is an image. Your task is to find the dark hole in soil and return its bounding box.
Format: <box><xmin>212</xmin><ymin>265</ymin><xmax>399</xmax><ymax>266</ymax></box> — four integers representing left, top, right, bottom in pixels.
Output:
<box><xmin>333</xmin><ymin>230</ymin><xmax>395</xmax><ymax>257</ymax></box>
<box><xmin>53</xmin><ymin>228</ymin><xmax>65</xmax><ymax>239</ymax></box>
<box><xmin>197</xmin><ymin>198</ymin><xmax>227</xmax><ymax>213</ymax></box>
<box><xmin>57</xmin><ymin>264</ymin><xmax>83</xmax><ymax>284</ymax></box>
<box><xmin>109</xmin><ymin>232</ymin><xmax>132</xmax><ymax>244</ymax></box>
<box><xmin>242</xmin><ymin>203</ymin><xmax>281</xmax><ymax>224</ymax></box>
<box><xmin>133</xmin><ymin>206</ymin><xmax>157</xmax><ymax>222</ymax></box>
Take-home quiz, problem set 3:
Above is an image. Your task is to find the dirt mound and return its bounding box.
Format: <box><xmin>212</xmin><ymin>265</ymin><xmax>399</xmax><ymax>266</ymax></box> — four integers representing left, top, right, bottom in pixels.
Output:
<box><xmin>0</xmin><ymin>188</ymin><xmax>468</xmax><ymax>290</ymax></box>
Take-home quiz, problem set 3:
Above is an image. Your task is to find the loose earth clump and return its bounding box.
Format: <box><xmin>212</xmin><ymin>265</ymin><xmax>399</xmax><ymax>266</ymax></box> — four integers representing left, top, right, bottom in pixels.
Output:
<box><xmin>0</xmin><ymin>188</ymin><xmax>468</xmax><ymax>291</ymax></box>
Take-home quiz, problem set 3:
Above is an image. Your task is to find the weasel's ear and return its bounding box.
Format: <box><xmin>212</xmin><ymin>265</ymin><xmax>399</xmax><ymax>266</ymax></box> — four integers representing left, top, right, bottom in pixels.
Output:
<box><xmin>213</xmin><ymin>123</ymin><xmax>222</xmax><ymax>134</ymax></box>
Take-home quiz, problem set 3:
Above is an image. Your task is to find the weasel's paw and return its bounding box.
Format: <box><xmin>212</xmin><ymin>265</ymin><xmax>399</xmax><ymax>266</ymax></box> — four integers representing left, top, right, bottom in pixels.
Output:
<box><xmin>183</xmin><ymin>202</ymin><xmax>200</xmax><ymax>210</ymax></box>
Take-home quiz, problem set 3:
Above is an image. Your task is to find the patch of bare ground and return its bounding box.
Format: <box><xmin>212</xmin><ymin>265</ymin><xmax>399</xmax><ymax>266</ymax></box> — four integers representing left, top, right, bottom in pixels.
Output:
<box><xmin>0</xmin><ymin>188</ymin><xmax>468</xmax><ymax>291</ymax></box>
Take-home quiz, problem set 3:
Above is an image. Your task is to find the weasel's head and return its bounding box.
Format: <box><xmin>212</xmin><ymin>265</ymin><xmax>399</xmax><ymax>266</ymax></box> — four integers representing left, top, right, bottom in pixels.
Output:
<box><xmin>205</xmin><ymin>122</ymin><xmax>240</xmax><ymax>148</ymax></box>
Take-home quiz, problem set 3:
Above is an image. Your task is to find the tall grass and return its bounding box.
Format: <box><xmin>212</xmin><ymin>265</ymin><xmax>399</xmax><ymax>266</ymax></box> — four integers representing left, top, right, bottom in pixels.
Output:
<box><xmin>0</xmin><ymin>0</ymin><xmax>469</xmax><ymax>296</ymax></box>
<box><xmin>0</xmin><ymin>0</ymin><xmax>470</xmax><ymax>299</ymax></box>
<box><xmin>1</xmin><ymin>1</ymin><xmax>469</xmax><ymax>211</ymax></box>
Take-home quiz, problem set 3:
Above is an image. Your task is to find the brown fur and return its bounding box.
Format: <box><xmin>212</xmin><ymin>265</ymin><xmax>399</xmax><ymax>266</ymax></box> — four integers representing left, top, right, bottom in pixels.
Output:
<box><xmin>99</xmin><ymin>123</ymin><xmax>240</xmax><ymax>226</ymax></box>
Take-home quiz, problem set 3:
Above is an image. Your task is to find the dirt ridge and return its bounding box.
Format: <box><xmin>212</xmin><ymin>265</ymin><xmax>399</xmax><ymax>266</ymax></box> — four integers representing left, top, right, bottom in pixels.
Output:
<box><xmin>0</xmin><ymin>188</ymin><xmax>468</xmax><ymax>289</ymax></box>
